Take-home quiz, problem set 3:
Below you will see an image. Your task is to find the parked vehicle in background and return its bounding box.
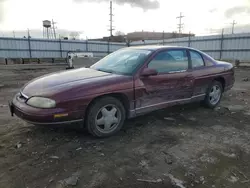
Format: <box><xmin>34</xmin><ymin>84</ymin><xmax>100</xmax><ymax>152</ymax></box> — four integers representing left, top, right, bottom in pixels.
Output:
<box><xmin>66</xmin><ymin>52</ymin><xmax>95</xmax><ymax>69</ymax></box>
<box><xmin>9</xmin><ymin>46</ymin><xmax>235</xmax><ymax>137</ymax></box>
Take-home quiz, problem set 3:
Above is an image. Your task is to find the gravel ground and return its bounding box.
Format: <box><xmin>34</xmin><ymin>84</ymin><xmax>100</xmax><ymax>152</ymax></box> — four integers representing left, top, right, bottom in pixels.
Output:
<box><xmin>0</xmin><ymin>65</ymin><xmax>250</xmax><ymax>188</ymax></box>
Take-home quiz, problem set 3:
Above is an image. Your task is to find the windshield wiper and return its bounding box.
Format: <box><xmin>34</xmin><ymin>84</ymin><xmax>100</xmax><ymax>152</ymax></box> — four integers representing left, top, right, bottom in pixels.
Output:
<box><xmin>95</xmin><ymin>68</ymin><xmax>128</xmax><ymax>75</ymax></box>
<box><xmin>96</xmin><ymin>68</ymin><xmax>114</xmax><ymax>74</ymax></box>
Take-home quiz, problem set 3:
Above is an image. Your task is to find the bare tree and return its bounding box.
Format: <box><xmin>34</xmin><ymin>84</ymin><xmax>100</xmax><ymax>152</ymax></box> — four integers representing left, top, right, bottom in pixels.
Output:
<box><xmin>69</xmin><ymin>32</ymin><xmax>80</xmax><ymax>40</ymax></box>
<box><xmin>115</xmin><ymin>31</ymin><xmax>125</xmax><ymax>36</ymax></box>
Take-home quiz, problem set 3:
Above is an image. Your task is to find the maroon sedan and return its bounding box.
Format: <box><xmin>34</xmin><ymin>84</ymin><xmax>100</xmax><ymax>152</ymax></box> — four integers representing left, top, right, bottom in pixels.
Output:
<box><xmin>9</xmin><ymin>46</ymin><xmax>235</xmax><ymax>137</ymax></box>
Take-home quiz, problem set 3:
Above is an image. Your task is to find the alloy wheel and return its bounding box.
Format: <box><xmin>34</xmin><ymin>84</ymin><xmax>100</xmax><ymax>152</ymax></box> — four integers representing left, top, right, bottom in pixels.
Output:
<box><xmin>95</xmin><ymin>104</ymin><xmax>121</xmax><ymax>134</ymax></box>
<box><xmin>209</xmin><ymin>85</ymin><xmax>221</xmax><ymax>105</ymax></box>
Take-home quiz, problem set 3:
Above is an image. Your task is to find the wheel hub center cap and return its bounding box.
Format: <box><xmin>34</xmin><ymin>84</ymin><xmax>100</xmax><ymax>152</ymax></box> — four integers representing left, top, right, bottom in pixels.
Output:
<box><xmin>105</xmin><ymin>115</ymin><xmax>115</xmax><ymax>124</ymax></box>
<box><xmin>95</xmin><ymin>105</ymin><xmax>120</xmax><ymax>133</ymax></box>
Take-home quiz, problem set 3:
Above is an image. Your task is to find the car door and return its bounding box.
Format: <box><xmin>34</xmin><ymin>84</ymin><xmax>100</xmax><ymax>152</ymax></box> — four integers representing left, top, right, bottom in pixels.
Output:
<box><xmin>188</xmin><ymin>50</ymin><xmax>215</xmax><ymax>97</ymax></box>
<box><xmin>135</xmin><ymin>49</ymin><xmax>194</xmax><ymax>114</ymax></box>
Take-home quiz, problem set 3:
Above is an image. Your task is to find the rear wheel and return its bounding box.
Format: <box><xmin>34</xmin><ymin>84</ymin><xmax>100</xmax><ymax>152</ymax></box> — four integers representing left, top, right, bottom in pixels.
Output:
<box><xmin>204</xmin><ymin>81</ymin><xmax>223</xmax><ymax>108</ymax></box>
<box><xmin>86</xmin><ymin>97</ymin><xmax>126</xmax><ymax>137</ymax></box>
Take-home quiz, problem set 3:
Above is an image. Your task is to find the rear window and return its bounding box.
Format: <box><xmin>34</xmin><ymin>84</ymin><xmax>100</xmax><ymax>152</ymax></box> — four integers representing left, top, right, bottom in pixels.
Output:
<box><xmin>204</xmin><ymin>56</ymin><xmax>215</xmax><ymax>66</ymax></box>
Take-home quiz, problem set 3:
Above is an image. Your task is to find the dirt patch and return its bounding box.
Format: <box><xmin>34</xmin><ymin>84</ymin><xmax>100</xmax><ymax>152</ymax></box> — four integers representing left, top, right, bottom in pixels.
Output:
<box><xmin>0</xmin><ymin>65</ymin><xmax>250</xmax><ymax>188</ymax></box>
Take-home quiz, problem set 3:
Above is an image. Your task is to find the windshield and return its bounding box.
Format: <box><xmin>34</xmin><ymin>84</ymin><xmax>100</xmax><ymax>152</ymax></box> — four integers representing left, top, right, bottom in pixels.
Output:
<box><xmin>91</xmin><ymin>48</ymin><xmax>152</xmax><ymax>75</ymax></box>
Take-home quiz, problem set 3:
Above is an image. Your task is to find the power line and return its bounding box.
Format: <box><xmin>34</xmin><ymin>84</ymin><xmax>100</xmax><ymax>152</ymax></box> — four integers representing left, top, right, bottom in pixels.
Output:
<box><xmin>108</xmin><ymin>1</ymin><xmax>115</xmax><ymax>38</ymax></box>
<box><xmin>176</xmin><ymin>12</ymin><xmax>184</xmax><ymax>33</ymax></box>
<box><xmin>231</xmin><ymin>20</ymin><xmax>237</xmax><ymax>34</ymax></box>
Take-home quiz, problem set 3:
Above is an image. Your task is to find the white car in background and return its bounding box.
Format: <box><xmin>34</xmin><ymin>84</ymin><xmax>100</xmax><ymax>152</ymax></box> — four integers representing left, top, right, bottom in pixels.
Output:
<box><xmin>67</xmin><ymin>52</ymin><xmax>94</xmax><ymax>69</ymax></box>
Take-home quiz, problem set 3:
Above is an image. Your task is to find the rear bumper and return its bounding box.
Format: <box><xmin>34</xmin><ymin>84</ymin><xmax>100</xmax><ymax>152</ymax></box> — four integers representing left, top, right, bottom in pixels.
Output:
<box><xmin>9</xmin><ymin>96</ymin><xmax>85</xmax><ymax>126</ymax></box>
<box><xmin>224</xmin><ymin>84</ymin><xmax>234</xmax><ymax>92</ymax></box>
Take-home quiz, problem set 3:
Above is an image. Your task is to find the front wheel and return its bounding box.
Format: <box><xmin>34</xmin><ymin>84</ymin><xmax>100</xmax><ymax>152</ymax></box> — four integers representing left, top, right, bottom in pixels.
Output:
<box><xmin>86</xmin><ymin>97</ymin><xmax>126</xmax><ymax>137</ymax></box>
<box><xmin>204</xmin><ymin>81</ymin><xmax>223</xmax><ymax>108</ymax></box>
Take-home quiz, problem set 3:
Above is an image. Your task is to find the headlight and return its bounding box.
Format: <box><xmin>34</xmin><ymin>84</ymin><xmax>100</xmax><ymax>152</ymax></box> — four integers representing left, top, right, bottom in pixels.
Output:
<box><xmin>27</xmin><ymin>97</ymin><xmax>56</xmax><ymax>108</ymax></box>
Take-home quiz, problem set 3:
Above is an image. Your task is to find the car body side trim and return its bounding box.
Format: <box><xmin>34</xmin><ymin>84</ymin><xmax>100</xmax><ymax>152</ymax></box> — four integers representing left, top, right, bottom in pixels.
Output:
<box><xmin>135</xmin><ymin>94</ymin><xmax>206</xmax><ymax>111</ymax></box>
<box><xmin>128</xmin><ymin>109</ymin><xmax>136</xmax><ymax>118</ymax></box>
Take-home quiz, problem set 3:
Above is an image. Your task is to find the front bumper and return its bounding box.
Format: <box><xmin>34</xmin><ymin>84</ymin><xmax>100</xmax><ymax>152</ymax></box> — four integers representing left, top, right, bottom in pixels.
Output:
<box><xmin>9</xmin><ymin>101</ymin><xmax>14</xmax><ymax>117</ymax></box>
<box><xmin>9</xmin><ymin>95</ymin><xmax>85</xmax><ymax>126</ymax></box>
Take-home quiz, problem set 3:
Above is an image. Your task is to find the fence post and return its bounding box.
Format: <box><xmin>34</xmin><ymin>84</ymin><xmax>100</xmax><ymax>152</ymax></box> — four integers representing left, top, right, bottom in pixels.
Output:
<box><xmin>219</xmin><ymin>29</ymin><xmax>224</xmax><ymax>60</ymax></box>
<box><xmin>86</xmin><ymin>40</ymin><xmax>88</xmax><ymax>52</ymax></box>
<box><xmin>28</xmin><ymin>37</ymin><xmax>32</xmax><ymax>58</ymax></box>
<box><xmin>188</xmin><ymin>31</ymin><xmax>191</xmax><ymax>47</ymax></box>
<box><xmin>59</xmin><ymin>39</ymin><xmax>63</xmax><ymax>58</ymax></box>
<box><xmin>126</xmin><ymin>39</ymin><xmax>130</xmax><ymax>47</ymax></box>
<box><xmin>107</xmin><ymin>40</ymin><xmax>110</xmax><ymax>54</ymax></box>
<box><xmin>163</xmin><ymin>31</ymin><xmax>165</xmax><ymax>45</ymax></box>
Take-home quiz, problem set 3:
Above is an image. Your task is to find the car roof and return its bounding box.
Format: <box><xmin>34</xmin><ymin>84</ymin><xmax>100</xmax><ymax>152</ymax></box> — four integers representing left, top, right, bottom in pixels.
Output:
<box><xmin>129</xmin><ymin>45</ymin><xmax>195</xmax><ymax>51</ymax></box>
<box><xmin>128</xmin><ymin>45</ymin><xmax>215</xmax><ymax>61</ymax></box>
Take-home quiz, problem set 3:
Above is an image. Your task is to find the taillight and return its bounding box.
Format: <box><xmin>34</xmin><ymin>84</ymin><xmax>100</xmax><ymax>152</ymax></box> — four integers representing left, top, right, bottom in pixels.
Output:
<box><xmin>231</xmin><ymin>67</ymin><xmax>235</xmax><ymax>75</ymax></box>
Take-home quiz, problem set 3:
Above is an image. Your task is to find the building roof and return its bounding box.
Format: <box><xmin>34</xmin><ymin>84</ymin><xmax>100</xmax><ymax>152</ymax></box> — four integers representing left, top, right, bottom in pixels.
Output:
<box><xmin>126</xmin><ymin>31</ymin><xmax>194</xmax><ymax>42</ymax></box>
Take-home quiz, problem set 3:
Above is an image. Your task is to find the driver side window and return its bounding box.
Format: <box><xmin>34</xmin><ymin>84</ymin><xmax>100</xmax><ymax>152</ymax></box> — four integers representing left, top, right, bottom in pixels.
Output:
<box><xmin>148</xmin><ymin>50</ymin><xmax>188</xmax><ymax>73</ymax></box>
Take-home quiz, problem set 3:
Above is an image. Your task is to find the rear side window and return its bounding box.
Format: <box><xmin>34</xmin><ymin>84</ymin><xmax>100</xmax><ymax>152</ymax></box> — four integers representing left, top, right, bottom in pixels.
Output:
<box><xmin>190</xmin><ymin>51</ymin><xmax>205</xmax><ymax>68</ymax></box>
<box><xmin>204</xmin><ymin>56</ymin><xmax>215</xmax><ymax>66</ymax></box>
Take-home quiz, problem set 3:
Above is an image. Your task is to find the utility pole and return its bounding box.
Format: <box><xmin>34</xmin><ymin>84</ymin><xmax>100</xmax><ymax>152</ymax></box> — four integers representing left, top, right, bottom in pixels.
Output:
<box><xmin>13</xmin><ymin>31</ymin><xmax>16</xmax><ymax>38</ymax></box>
<box><xmin>177</xmin><ymin>12</ymin><xmax>184</xmax><ymax>33</ymax></box>
<box><xmin>231</xmin><ymin>20</ymin><xmax>237</xmax><ymax>34</ymax></box>
<box><xmin>52</xmin><ymin>19</ymin><xmax>57</xmax><ymax>39</ymax></box>
<box><xmin>108</xmin><ymin>1</ymin><xmax>115</xmax><ymax>39</ymax></box>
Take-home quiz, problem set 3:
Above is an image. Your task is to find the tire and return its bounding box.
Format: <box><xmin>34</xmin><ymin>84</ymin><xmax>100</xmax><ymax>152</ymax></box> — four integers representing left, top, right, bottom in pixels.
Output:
<box><xmin>66</xmin><ymin>66</ymin><xmax>74</xmax><ymax>70</ymax></box>
<box><xmin>204</xmin><ymin>81</ymin><xmax>223</xmax><ymax>108</ymax></box>
<box><xmin>86</xmin><ymin>97</ymin><xmax>126</xmax><ymax>137</ymax></box>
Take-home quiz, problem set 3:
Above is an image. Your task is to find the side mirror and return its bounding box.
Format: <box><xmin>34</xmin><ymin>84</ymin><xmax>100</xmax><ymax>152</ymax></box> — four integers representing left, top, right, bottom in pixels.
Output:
<box><xmin>141</xmin><ymin>68</ymin><xmax>158</xmax><ymax>77</ymax></box>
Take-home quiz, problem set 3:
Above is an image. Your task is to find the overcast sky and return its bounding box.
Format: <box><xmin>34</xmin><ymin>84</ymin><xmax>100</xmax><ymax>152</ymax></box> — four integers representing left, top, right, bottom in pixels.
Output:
<box><xmin>0</xmin><ymin>0</ymin><xmax>250</xmax><ymax>38</ymax></box>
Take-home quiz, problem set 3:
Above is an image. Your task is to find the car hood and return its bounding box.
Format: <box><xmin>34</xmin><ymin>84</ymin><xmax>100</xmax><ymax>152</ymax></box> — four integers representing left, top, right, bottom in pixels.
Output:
<box><xmin>21</xmin><ymin>68</ymin><xmax>112</xmax><ymax>97</ymax></box>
